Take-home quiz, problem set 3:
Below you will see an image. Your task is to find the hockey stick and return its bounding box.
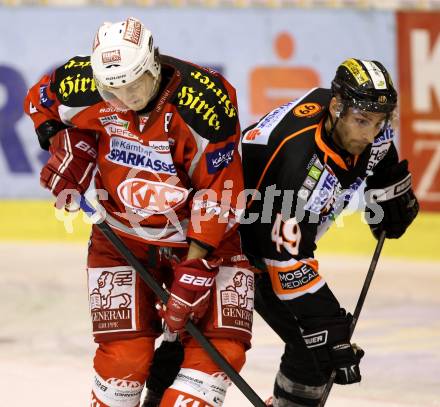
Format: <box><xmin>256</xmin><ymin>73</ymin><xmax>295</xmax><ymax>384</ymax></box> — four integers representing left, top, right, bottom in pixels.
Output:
<box><xmin>79</xmin><ymin>196</ymin><xmax>266</xmax><ymax>407</ymax></box>
<box><xmin>318</xmin><ymin>230</ymin><xmax>386</xmax><ymax>407</ymax></box>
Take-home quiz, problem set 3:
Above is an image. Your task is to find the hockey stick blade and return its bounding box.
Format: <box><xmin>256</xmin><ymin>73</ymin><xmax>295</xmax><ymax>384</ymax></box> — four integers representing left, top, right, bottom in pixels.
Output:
<box><xmin>79</xmin><ymin>196</ymin><xmax>266</xmax><ymax>407</ymax></box>
<box><xmin>318</xmin><ymin>230</ymin><xmax>386</xmax><ymax>407</ymax></box>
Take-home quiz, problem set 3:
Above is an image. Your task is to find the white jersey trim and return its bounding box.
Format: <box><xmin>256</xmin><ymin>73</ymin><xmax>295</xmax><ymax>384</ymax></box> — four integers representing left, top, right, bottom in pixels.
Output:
<box><xmin>170</xmin><ymin>368</ymin><xmax>229</xmax><ymax>407</ymax></box>
<box><xmin>264</xmin><ymin>257</ymin><xmax>300</xmax><ymax>268</ymax></box>
<box><xmin>187</xmin><ymin>124</ymin><xmax>210</xmax><ymax>178</ymax></box>
<box><xmin>58</xmin><ymin>104</ymin><xmax>89</xmax><ymax>126</ymax></box>
<box><xmin>242</xmin><ymin>88</ymin><xmax>317</xmax><ymax>146</ymax></box>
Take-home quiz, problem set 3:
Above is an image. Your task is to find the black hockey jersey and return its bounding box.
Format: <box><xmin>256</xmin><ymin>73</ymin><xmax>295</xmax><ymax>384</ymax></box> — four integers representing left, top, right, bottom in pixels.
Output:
<box><xmin>240</xmin><ymin>88</ymin><xmax>397</xmax><ymax>312</ymax></box>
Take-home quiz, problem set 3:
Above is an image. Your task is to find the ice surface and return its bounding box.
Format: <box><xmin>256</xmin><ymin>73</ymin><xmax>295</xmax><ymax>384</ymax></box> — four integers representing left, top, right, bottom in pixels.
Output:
<box><xmin>0</xmin><ymin>243</ymin><xmax>439</xmax><ymax>406</ymax></box>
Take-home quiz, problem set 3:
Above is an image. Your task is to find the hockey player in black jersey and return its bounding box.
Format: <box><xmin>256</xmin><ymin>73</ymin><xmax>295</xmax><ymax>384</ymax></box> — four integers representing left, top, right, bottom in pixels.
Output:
<box><xmin>141</xmin><ymin>59</ymin><xmax>419</xmax><ymax>406</ymax></box>
<box><xmin>240</xmin><ymin>58</ymin><xmax>419</xmax><ymax>406</ymax></box>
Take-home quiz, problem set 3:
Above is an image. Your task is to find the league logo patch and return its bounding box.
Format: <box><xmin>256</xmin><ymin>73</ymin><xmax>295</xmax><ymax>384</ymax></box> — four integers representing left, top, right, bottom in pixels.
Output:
<box><xmin>216</xmin><ymin>267</ymin><xmax>254</xmax><ymax>334</ymax></box>
<box><xmin>206</xmin><ymin>143</ymin><xmax>235</xmax><ymax>174</ymax></box>
<box><xmin>88</xmin><ymin>267</ymin><xmax>136</xmax><ymax>333</ymax></box>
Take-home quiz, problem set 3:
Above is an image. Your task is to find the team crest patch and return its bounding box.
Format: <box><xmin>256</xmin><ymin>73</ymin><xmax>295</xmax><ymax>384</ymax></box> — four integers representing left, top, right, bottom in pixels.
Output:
<box><xmin>88</xmin><ymin>266</ymin><xmax>137</xmax><ymax>333</ymax></box>
<box><xmin>293</xmin><ymin>103</ymin><xmax>323</xmax><ymax>118</ymax></box>
<box><xmin>216</xmin><ymin>267</ymin><xmax>254</xmax><ymax>334</ymax></box>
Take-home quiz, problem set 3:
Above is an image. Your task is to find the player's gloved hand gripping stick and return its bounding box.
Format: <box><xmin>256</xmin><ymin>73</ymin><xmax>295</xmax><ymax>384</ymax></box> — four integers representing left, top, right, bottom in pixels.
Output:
<box><xmin>318</xmin><ymin>230</ymin><xmax>386</xmax><ymax>407</ymax></box>
<box><xmin>78</xmin><ymin>195</ymin><xmax>266</xmax><ymax>407</ymax></box>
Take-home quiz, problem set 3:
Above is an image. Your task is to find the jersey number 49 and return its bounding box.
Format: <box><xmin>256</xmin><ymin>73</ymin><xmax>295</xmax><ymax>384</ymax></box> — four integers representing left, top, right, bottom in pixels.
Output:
<box><xmin>271</xmin><ymin>214</ymin><xmax>301</xmax><ymax>256</ymax></box>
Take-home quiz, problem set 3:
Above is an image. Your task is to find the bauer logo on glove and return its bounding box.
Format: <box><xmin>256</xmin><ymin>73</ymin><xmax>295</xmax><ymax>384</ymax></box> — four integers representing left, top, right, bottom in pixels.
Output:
<box><xmin>158</xmin><ymin>258</ymin><xmax>221</xmax><ymax>332</ymax></box>
<box><xmin>40</xmin><ymin>128</ymin><xmax>98</xmax><ymax>211</ymax></box>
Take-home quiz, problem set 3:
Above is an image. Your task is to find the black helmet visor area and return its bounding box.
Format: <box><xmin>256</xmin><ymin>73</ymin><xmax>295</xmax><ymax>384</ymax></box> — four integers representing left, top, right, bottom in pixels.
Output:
<box><xmin>343</xmin><ymin>95</ymin><xmax>396</xmax><ymax>114</ymax></box>
<box><xmin>331</xmin><ymin>59</ymin><xmax>397</xmax><ymax>115</ymax></box>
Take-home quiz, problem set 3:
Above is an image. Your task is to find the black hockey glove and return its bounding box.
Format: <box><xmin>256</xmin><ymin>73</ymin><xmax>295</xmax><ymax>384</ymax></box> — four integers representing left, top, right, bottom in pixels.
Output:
<box><xmin>300</xmin><ymin>310</ymin><xmax>364</xmax><ymax>385</ymax></box>
<box><xmin>330</xmin><ymin>342</ymin><xmax>364</xmax><ymax>385</ymax></box>
<box><xmin>365</xmin><ymin>160</ymin><xmax>419</xmax><ymax>239</ymax></box>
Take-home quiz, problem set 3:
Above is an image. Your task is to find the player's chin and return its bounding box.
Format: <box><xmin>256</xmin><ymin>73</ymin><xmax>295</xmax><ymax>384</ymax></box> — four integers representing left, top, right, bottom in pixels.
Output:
<box><xmin>127</xmin><ymin>100</ymin><xmax>147</xmax><ymax>111</ymax></box>
<box><xmin>348</xmin><ymin>143</ymin><xmax>368</xmax><ymax>155</ymax></box>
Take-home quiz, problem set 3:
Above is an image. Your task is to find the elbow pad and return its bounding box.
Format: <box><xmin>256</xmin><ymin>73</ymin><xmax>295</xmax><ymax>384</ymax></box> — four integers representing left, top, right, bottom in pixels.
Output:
<box><xmin>36</xmin><ymin>120</ymin><xmax>69</xmax><ymax>150</ymax></box>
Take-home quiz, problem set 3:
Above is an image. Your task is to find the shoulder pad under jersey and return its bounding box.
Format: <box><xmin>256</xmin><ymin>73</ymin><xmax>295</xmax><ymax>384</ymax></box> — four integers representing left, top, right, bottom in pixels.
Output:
<box><xmin>165</xmin><ymin>56</ymin><xmax>238</xmax><ymax>143</ymax></box>
<box><xmin>50</xmin><ymin>55</ymin><xmax>101</xmax><ymax>108</ymax></box>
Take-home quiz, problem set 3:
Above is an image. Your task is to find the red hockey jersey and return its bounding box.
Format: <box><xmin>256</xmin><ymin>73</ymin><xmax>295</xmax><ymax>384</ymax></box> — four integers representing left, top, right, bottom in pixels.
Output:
<box><xmin>24</xmin><ymin>55</ymin><xmax>244</xmax><ymax>249</ymax></box>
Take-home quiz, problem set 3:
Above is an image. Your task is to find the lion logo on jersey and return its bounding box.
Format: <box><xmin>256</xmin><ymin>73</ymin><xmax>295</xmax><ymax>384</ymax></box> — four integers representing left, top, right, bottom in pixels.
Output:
<box><xmin>90</xmin><ymin>270</ymin><xmax>133</xmax><ymax>310</ymax></box>
<box><xmin>217</xmin><ymin>268</ymin><xmax>254</xmax><ymax>334</ymax></box>
<box><xmin>223</xmin><ymin>271</ymin><xmax>254</xmax><ymax>311</ymax></box>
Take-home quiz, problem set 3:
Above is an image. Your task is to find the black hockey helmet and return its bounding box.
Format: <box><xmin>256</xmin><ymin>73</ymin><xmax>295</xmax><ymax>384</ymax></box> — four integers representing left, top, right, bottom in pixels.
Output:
<box><xmin>331</xmin><ymin>58</ymin><xmax>397</xmax><ymax>115</ymax></box>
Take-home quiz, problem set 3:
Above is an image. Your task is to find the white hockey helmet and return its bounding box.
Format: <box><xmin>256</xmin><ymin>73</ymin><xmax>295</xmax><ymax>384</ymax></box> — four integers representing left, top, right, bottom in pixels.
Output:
<box><xmin>91</xmin><ymin>17</ymin><xmax>160</xmax><ymax>88</ymax></box>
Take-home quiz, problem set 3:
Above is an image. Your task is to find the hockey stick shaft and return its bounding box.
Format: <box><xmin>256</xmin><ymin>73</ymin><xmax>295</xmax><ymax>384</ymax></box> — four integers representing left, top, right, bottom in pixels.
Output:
<box><xmin>318</xmin><ymin>230</ymin><xmax>386</xmax><ymax>407</ymax></box>
<box><xmin>79</xmin><ymin>197</ymin><xmax>266</xmax><ymax>407</ymax></box>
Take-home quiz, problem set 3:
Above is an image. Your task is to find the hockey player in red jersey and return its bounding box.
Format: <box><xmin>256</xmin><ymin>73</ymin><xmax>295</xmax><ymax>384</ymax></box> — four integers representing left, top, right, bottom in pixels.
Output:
<box><xmin>240</xmin><ymin>59</ymin><xmax>419</xmax><ymax>406</ymax></box>
<box><xmin>24</xmin><ymin>17</ymin><xmax>254</xmax><ymax>407</ymax></box>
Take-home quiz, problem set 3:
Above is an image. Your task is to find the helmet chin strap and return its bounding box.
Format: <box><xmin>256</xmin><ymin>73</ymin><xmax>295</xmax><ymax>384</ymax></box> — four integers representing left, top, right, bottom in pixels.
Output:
<box><xmin>326</xmin><ymin>110</ymin><xmax>340</xmax><ymax>143</ymax></box>
<box><xmin>325</xmin><ymin>107</ymin><xmax>351</xmax><ymax>155</ymax></box>
<box><xmin>327</xmin><ymin>100</ymin><xmax>359</xmax><ymax>151</ymax></box>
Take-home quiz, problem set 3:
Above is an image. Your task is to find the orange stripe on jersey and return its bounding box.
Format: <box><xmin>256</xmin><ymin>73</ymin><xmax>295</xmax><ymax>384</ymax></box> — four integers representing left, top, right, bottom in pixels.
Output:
<box><xmin>303</xmin><ymin>258</ymin><xmax>318</xmax><ymax>270</ymax></box>
<box><xmin>266</xmin><ymin>259</ymin><xmax>322</xmax><ymax>298</ymax></box>
<box><xmin>315</xmin><ymin>119</ymin><xmax>348</xmax><ymax>170</ymax></box>
<box><xmin>247</xmin><ymin>124</ymin><xmax>319</xmax><ymax>209</ymax></box>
